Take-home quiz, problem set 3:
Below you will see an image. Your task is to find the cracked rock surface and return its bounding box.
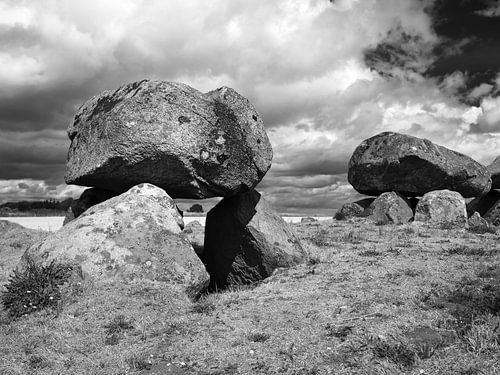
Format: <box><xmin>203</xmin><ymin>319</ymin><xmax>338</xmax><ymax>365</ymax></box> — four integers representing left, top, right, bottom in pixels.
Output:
<box><xmin>65</xmin><ymin>80</ymin><xmax>272</xmax><ymax>199</ymax></box>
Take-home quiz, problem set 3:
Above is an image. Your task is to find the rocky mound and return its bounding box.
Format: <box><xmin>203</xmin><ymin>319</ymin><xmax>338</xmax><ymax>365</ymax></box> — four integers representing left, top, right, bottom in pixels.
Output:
<box><xmin>348</xmin><ymin>132</ymin><xmax>491</xmax><ymax>198</ymax></box>
<box><xmin>65</xmin><ymin>80</ymin><xmax>273</xmax><ymax>199</ymax></box>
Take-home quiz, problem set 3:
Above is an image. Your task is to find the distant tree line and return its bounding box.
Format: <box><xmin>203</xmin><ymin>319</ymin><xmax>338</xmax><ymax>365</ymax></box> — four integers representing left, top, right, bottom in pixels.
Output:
<box><xmin>0</xmin><ymin>198</ymin><xmax>74</xmax><ymax>216</ymax></box>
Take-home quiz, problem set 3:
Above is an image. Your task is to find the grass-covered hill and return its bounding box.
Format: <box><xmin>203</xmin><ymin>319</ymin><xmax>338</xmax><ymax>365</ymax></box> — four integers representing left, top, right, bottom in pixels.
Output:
<box><xmin>0</xmin><ymin>219</ymin><xmax>499</xmax><ymax>374</ymax></box>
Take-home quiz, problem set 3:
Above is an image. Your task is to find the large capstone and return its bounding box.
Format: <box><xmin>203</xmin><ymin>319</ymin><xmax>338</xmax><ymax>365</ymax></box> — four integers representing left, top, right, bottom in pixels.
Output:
<box><xmin>203</xmin><ymin>189</ymin><xmax>307</xmax><ymax>289</ymax></box>
<box><xmin>65</xmin><ymin>80</ymin><xmax>273</xmax><ymax>198</ymax></box>
<box><xmin>348</xmin><ymin>132</ymin><xmax>491</xmax><ymax>198</ymax></box>
<box><xmin>23</xmin><ymin>183</ymin><xmax>209</xmax><ymax>299</ymax></box>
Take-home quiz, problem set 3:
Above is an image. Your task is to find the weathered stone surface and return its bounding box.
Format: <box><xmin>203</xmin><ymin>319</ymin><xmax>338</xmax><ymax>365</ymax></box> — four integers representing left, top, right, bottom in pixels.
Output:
<box><xmin>23</xmin><ymin>183</ymin><xmax>209</xmax><ymax>298</ymax></box>
<box><xmin>365</xmin><ymin>192</ymin><xmax>413</xmax><ymax>224</ymax></box>
<box><xmin>181</xmin><ymin>220</ymin><xmax>204</xmax><ymax>257</ymax></box>
<box><xmin>414</xmin><ymin>190</ymin><xmax>467</xmax><ymax>228</ymax></box>
<box><xmin>466</xmin><ymin>190</ymin><xmax>500</xmax><ymax>217</ymax></box>
<box><xmin>348</xmin><ymin>132</ymin><xmax>492</xmax><ymax>198</ymax></box>
<box><xmin>65</xmin><ymin>80</ymin><xmax>273</xmax><ymax>198</ymax></box>
<box><xmin>468</xmin><ymin>211</ymin><xmax>492</xmax><ymax>230</ymax></box>
<box><xmin>334</xmin><ymin>198</ymin><xmax>374</xmax><ymax>220</ymax></box>
<box><xmin>203</xmin><ymin>189</ymin><xmax>307</xmax><ymax>289</ymax></box>
<box><xmin>487</xmin><ymin>156</ymin><xmax>500</xmax><ymax>189</ymax></box>
<box><xmin>63</xmin><ymin>187</ymin><xmax>117</xmax><ymax>225</ymax></box>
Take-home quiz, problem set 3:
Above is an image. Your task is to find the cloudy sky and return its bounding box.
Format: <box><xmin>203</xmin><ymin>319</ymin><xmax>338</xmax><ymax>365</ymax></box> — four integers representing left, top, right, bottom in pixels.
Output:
<box><xmin>1</xmin><ymin>0</ymin><xmax>499</xmax><ymax>214</ymax></box>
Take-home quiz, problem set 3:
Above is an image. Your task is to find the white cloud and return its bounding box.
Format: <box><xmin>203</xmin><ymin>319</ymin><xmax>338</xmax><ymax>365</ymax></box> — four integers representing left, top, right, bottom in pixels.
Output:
<box><xmin>0</xmin><ymin>179</ymin><xmax>84</xmax><ymax>203</ymax></box>
<box><xmin>0</xmin><ymin>0</ymin><xmax>498</xmax><ymax>211</ymax></box>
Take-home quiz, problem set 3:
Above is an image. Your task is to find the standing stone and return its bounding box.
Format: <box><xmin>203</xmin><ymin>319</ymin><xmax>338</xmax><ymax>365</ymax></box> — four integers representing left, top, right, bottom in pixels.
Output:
<box><xmin>63</xmin><ymin>187</ymin><xmax>116</xmax><ymax>225</ymax></box>
<box><xmin>487</xmin><ymin>156</ymin><xmax>500</xmax><ymax>189</ymax></box>
<box><xmin>414</xmin><ymin>190</ymin><xmax>467</xmax><ymax>228</ymax></box>
<box><xmin>23</xmin><ymin>184</ymin><xmax>209</xmax><ymax>299</ymax></box>
<box><xmin>203</xmin><ymin>189</ymin><xmax>307</xmax><ymax>289</ymax></box>
<box><xmin>334</xmin><ymin>198</ymin><xmax>374</xmax><ymax>220</ymax></box>
<box><xmin>65</xmin><ymin>80</ymin><xmax>273</xmax><ymax>199</ymax></box>
<box><xmin>365</xmin><ymin>192</ymin><xmax>413</xmax><ymax>224</ymax></box>
<box><xmin>348</xmin><ymin>132</ymin><xmax>491</xmax><ymax>198</ymax></box>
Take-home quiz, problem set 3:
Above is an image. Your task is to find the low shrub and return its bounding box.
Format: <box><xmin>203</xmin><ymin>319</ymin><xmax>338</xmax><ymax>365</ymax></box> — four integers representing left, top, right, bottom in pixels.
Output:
<box><xmin>1</xmin><ymin>256</ymin><xmax>76</xmax><ymax>318</ymax></box>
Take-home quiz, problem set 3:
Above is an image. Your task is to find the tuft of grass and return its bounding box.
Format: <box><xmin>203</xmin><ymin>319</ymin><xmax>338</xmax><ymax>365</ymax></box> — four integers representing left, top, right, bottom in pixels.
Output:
<box><xmin>191</xmin><ymin>295</ymin><xmax>216</xmax><ymax>314</ymax></box>
<box><xmin>1</xmin><ymin>256</ymin><xmax>77</xmax><ymax>318</ymax></box>
<box><xmin>247</xmin><ymin>332</ymin><xmax>270</xmax><ymax>343</ymax></box>
<box><xmin>461</xmin><ymin>317</ymin><xmax>500</xmax><ymax>355</ymax></box>
<box><xmin>359</xmin><ymin>249</ymin><xmax>383</xmax><ymax>257</ymax></box>
<box><xmin>446</xmin><ymin>245</ymin><xmax>494</xmax><ymax>257</ymax></box>
<box><xmin>369</xmin><ymin>336</ymin><xmax>416</xmax><ymax>369</ymax></box>
<box><xmin>103</xmin><ymin>314</ymin><xmax>134</xmax><ymax>345</ymax></box>
<box><xmin>309</xmin><ymin>229</ymin><xmax>334</xmax><ymax>247</ymax></box>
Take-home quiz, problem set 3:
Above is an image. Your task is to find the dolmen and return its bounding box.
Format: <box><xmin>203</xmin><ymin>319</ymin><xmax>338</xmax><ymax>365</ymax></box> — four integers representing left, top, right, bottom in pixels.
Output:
<box><xmin>23</xmin><ymin>80</ymin><xmax>306</xmax><ymax>297</ymax></box>
<box><xmin>336</xmin><ymin>132</ymin><xmax>496</xmax><ymax>229</ymax></box>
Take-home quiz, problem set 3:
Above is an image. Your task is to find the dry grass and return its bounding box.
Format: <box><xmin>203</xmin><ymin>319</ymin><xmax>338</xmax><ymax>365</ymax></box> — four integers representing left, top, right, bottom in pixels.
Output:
<box><xmin>0</xmin><ymin>219</ymin><xmax>499</xmax><ymax>374</ymax></box>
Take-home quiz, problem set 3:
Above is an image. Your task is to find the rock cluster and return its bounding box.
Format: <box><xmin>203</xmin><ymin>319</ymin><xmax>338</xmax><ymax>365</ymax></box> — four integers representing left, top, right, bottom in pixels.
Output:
<box><xmin>21</xmin><ymin>80</ymin><xmax>305</xmax><ymax>298</ymax></box>
<box><xmin>337</xmin><ymin>132</ymin><xmax>497</xmax><ymax>229</ymax></box>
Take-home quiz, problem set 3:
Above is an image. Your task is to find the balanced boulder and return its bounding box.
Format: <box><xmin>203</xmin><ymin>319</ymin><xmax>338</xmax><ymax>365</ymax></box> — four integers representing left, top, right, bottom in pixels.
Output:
<box><xmin>203</xmin><ymin>189</ymin><xmax>307</xmax><ymax>289</ymax></box>
<box><xmin>414</xmin><ymin>190</ymin><xmax>467</xmax><ymax>228</ymax></box>
<box><xmin>487</xmin><ymin>156</ymin><xmax>500</xmax><ymax>189</ymax></box>
<box><xmin>23</xmin><ymin>183</ymin><xmax>209</xmax><ymax>298</ymax></box>
<box><xmin>348</xmin><ymin>132</ymin><xmax>491</xmax><ymax>198</ymax></box>
<box><xmin>365</xmin><ymin>192</ymin><xmax>413</xmax><ymax>224</ymax></box>
<box><xmin>65</xmin><ymin>80</ymin><xmax>272</xmax><ymax>199</ymax></box>
<box><xmin>63</xmin><ymin>187</ymin><xmax>116</xmax><ymax>225</ymax></box>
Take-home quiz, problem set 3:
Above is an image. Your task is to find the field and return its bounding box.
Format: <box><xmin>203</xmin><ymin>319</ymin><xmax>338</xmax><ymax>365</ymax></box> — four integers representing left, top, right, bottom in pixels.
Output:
<box><xmin>0</xmin><ymin>219</ymin><xmax>499</xmax><ymax>374</ymax></box>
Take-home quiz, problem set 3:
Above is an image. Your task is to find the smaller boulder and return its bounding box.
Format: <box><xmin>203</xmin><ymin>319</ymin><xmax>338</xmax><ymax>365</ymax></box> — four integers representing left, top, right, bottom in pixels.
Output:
<box><xmin>365</xmin><ymin>192</ymin><xmax>413</xmax><ymax>224</ymax></box>
<box><xmin>23</xmin><ymin>183</ymin><xmax>208</xmax><ymax>298</ymax></box>
<box><xmin>203</xmin><ymin>189</ymin><xmax>307</xmax><ymax>289</ymax></box>
<box><xmin>63</xmin><ymin>187</ymin><xmax>117</xmax><ymax>225</ymax></box>
<box><xmin>301</xmin><ymin>217</ymin><xmax>318</xmax><ymax>223</ymax></box>
<box><xmin>182</xmin><ymin>220</ymin><xmax>205</xmax><ymax>257</ymax></box>
<box><xmin>468</xmin><ymin>212</ymin><xmax>495</xmax><ymax>233</ymax></box>
<box><xmin>414</xmin><ymin>190</ymin><xmax>467</xmax><ymax>228</ymax></box>
<box><xmin>334</xmin><ymin>198</ymin><xmax>374</xmax><ymax>220</ymax></box>
<box><xmin>487</xmin><ymin>156</ymin><xmax>500</xmax><ymax>189</ymax></box>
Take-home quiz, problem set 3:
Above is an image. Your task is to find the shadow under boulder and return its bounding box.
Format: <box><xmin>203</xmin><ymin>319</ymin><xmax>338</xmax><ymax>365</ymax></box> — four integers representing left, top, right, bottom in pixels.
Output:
<box><xmin>203</xmin><ymin>189</ymin><xmax>307</xmax><ymax>290</ymax></box>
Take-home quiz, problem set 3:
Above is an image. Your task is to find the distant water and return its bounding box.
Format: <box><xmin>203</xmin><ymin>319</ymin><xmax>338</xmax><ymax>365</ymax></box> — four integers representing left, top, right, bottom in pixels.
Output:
<box><xmin>0</xmin><ymin>216</ymin><xmax>331</xmax><ymax>232</ymax></box>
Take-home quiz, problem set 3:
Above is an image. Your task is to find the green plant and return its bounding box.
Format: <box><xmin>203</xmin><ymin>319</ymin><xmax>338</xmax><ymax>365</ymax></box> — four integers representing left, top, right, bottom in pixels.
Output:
<box><xmin>1</xmin><ymin>256</ymin><xmax>76</xmax><ymax>318</ymax></box>
<box><xmin>309</xmin><ymin>229</ymin><xmax>333</xmax><ymax>247</ymax></box>
<box><xmin>103</xmin><ymin>314</ymin><xmax>134</xmax><ymax>345</ymax></box>
<box><xmin>247</xmin><ymin>332</ymin><xmax>270</xmax><ymax>342</ymax></box>
<box><xmin>447</xmin><ymin>245</ymin><xmax>491</xmax><ymax>257</ymax></box>
<box><xmin>359</xmin><ymin>249</ymin><xmax>383</xmax><ymax>257</ymax></box>
<box><xmin>191</xmin><ymin>295</ymin><xmax>216</xmax><ymax>314</ymax></box>
<box><xmin>369</xmin><ymin>336</ymin><xmax>416</xmax><ymax>369</ymax></box>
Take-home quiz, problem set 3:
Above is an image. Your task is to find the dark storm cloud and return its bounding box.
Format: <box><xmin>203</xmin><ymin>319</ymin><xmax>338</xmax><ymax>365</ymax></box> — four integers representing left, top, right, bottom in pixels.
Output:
<box><xmin>364</xmin><ymin>0</ymin><xmax>500</xmax><ymax>104</ymax></box>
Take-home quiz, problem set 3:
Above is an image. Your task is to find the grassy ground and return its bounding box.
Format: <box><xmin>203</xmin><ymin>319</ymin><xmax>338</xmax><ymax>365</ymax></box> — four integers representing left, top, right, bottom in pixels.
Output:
<box><xmin>0</xmin><ymin>219</ymin><xmax>499</xmax><ymax>374</ymax></box>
